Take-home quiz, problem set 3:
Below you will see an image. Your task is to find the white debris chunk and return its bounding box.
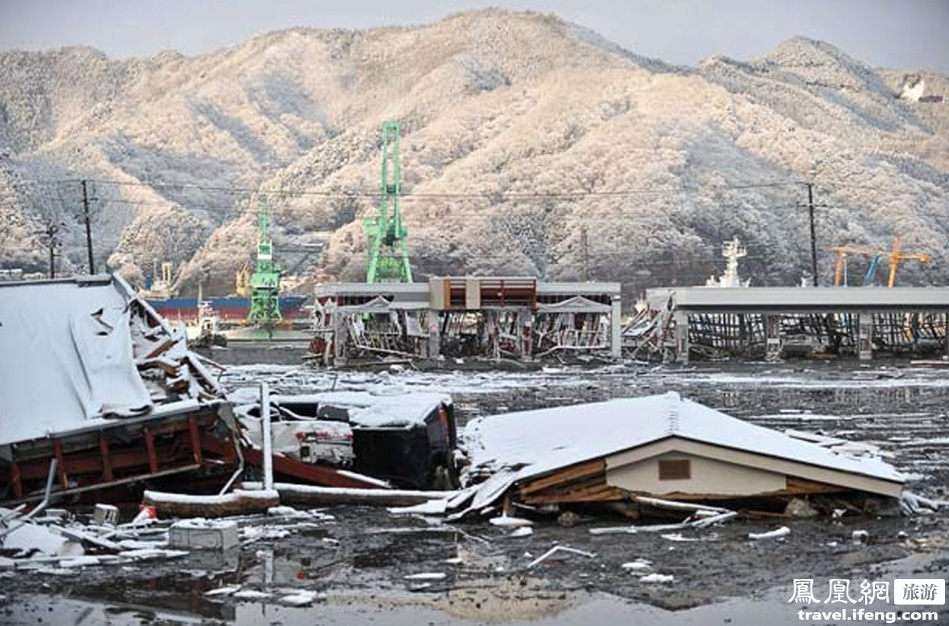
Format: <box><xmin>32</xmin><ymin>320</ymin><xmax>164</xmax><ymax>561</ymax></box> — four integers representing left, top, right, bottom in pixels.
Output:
<box><xmin>116</xmin><ymin>548</ymin><xmax>189</xmax><ymax>561</ymax></box>
<box><xmin>205</xmin><ymin>585</ymin><xmax>241</xmax><ymax>597</ymax></box>
<box><xmin>489</xmin><ymin>515</ymin><xmax>533</xmax><ymax>528</ymax></box>
<box><xmin>58</xmin><ymin>556</ymin><xmax>106</xmax><ymax>568</ymax></box>
<box><xmin>748</xmin><ymin>526</ymin><xmax>790</xmax><ymax>540</ymax></box>
<box><xmin>232</xmin><ymin>589</ymin><xmax>272</xmax><ymax>600</ymax></box>
<box><xmin>280</xmin><ymin>591</ymin><xmax>320</xmax><ymax>606</ymax></box>
<box><xmin>852</xmin><ymin>530</ymin><xmax>869</xmax><ymax>544</ymax></box>
<box><xmin>899</xmin><ymin>491</ymin><xmax>946</xmax><ymax>515</ymax></box>
<box><xmin>621</xmin><ymin>559</ymin><xmax>652</xmax><ymax>572</ymax></box>
<box><xmin>241</xmin><ymin>526</ymin><xmax>291</xmax><ymax>541</ymax></box>
<box><xmin>267</xmin><ymin>506</ymin><xmax>310</xmax><ymax>518</ymax></box>
<box><xmin>388</xmin><ymin>500</ymin><xmax>448</xmax><ymax>516</ymax></box>
<box><xmin>527</xmin><ymin>545</ymin><xmax>596</xmax><ymax>569</ymax></box>
<box><xmin>640</xmin><ymin>573</ymin><xmax>674</xmax><ymax>583</ymax></box>
<box><xmin>661</xmin><ymin>533</ymin><xmax>699</xmax><ymax>542</ymax></box>
<box><xmin>2</xmin><ymin>522</ymin><xmax>79</xmax><ymax>557</ymax></box>
<box><xmin>403</xmin><ymin>572</ymin><xmax>447</xmax><ymax>581</ymax></box>
<box><xmin>509</xmin><ymin>526</ymin><xmax>533</xmax><ymax>538</ymax></box>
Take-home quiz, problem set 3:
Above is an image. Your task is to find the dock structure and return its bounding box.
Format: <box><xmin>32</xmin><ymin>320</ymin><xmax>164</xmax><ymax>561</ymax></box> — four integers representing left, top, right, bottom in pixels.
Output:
<box><xmin>634</xmin><ymin>287</ymin><xmax>949</xmax><ymax>363</ymax></box>
<box><xmin>310</xmin><ymin>277</ymin><xmax>622</xmax><ymax>365</ymax></box>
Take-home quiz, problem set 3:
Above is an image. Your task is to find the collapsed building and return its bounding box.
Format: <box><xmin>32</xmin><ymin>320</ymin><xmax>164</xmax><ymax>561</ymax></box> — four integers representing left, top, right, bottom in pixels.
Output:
<box><xmin>0</xmin><ymin>275</ymin><xmax>432</xmax><ymax>506</ymax></box>
<box><xmin>0</xmin><ymin>275</ymin><xmax>234</xmax><ymax>503</ymax></box>
<box><xmin>309</xmin><ymin>277</ymin><xmax>622</xmax><ymax>365</ymax></box>
<box><xmin>445</xmin><ymin>392</ymin><xmax>905</xmax><ymax>520</ymax></box>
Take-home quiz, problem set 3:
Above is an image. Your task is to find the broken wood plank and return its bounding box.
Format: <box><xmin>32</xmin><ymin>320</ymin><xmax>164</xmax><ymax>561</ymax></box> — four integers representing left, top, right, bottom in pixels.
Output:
<box><xmin>523</xmin><ymin>485</ymin><xmax>624</xmax><ymax>505</ymax></box>
<box><xmin>11</xmin><ymin>458</ymin><xmax>23</xmax><ymax>499</ymax></box>
<box><xmin>144</xmin><ymin>428</ymin><xmax>158</xmax><ymax>473</ymax></box>
<box><xmin>99</xmin><ymin>436</ymin><xmax>114</xmax><ymax>482</ymax></box>
<box><xmin>143</xmin><ymin>337</ymin><xmax>176</xmax><ymax>360</ymax></box>
<box><xmin>524</xmin><ymin>474</ymin><xmax>609</xmax><ymax>498</ymax></box>
<box><xmin>188</xmin><ymin>414</ymin><xmax>203</xmax><ymax>465</ymax></box>
<box><xmin>518</xmin><ymin>459</ymin><xmax>605</xmax><ymax>495</ymax></box>
<box><xmin>785</xmin><ymin>476</ymin><xmax>847</xmax><ymax>494</ymax></box>
<box><xmin>51</xmin><ymin>439</ymin><xmax>67</xmax><ymax>489</ymax></box>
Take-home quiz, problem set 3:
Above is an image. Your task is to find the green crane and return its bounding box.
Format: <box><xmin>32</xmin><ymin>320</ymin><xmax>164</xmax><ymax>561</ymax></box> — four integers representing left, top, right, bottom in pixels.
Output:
<box><xmin>247</xmin><ymin>199</ymin><xmax>282</xmax><ymax>326</ymax></box>
<box><xmin>365</xmin><ymin>121</ymin><xmax>413</xmax><ymax>283</ymax></box>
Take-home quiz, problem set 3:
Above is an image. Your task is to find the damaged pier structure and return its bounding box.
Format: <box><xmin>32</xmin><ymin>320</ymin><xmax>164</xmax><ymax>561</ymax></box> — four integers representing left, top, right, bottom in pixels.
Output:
<box><xmin>633</xmin><ymin>287</ymin><xmax>949</xmax><ymax>363</ymax></box>
<box><xmin>310</xmin><ymin>277</ymin><xmax>622</xmax><ymax>365</ymax></box>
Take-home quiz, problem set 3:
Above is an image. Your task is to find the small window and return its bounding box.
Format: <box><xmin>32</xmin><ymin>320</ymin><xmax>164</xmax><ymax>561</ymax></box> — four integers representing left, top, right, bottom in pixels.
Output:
<box><xmin>658</xmin><ymin>459</ymin><xmax>690</xmax><ymax>480</ymax></box>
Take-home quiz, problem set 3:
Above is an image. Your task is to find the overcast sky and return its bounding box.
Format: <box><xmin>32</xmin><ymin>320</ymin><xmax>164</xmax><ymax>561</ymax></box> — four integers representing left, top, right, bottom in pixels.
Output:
<box><xmin>1</xmin><ymin>0</ymin><xmax>947</xmax><ymax>73</ymax></box>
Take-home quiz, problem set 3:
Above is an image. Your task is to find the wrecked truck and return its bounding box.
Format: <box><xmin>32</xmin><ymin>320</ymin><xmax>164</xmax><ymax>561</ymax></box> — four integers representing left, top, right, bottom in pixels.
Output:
<box><xmin>231</xmin><ymin>391</ymin><xmax>458</xmax><ymax>491</ymax></box>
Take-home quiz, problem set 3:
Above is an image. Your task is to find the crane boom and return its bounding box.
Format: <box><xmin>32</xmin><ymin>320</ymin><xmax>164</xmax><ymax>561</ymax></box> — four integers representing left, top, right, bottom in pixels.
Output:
<box><xmin>365</xmin><ymin>121</ymin><xmax>413</xmax><ymax>284</ymax></box>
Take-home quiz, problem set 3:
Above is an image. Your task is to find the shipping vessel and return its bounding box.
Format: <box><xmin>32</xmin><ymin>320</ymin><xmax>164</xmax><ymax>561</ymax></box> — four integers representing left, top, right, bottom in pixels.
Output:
<box><xmin>145</xmin><ymin>294</ymin><xmax>308</xmax><ymax>323</ymax></box>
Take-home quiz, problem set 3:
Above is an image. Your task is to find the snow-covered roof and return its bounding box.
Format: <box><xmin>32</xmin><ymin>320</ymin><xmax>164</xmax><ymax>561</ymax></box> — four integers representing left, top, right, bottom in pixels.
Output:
<box><xmin>535</xmin><ymin>295</ymin><xmax>611</xmax><ymax>313</ymax></box>
<box><xmin>0</xmin><ymin>276</ymin><xmax>219</xmax><ymax>446</ymax></box>
<box><xmin>229</xmin><ymin>389</ymin><xmax>452</xmax><ymax>428</ymax></box>
<box><xmin>463</xmin><ymin>392</ymin><xmax>904</xmax><ymax>485</ymax></box>
<box><xmin>348</xmin><ymin>392</ymin><xmax>452</xmax><ymax>428</ymax></box>
<box><xmin>0</xmin><ymin>277</ymin><xmax>153</xmax><ymax>445</ymax></box>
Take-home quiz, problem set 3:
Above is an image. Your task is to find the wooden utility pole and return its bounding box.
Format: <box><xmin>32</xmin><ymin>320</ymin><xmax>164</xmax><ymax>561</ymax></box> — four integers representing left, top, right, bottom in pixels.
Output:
<box><xmin>807</xmin><ymin>183</ymin><xmax>818</xmax><ymax>286</ymax></box>
<box><xmin>36</xmin><ymin>220</ymin><xmax>62</xmax><ymax>279</ymax></box>
<box><xmin>580</xmin><ymin>225</ymin><xmax>590</xmax><ymax>281</ymax></box>
<box><xmin>81</xmin><ymin>180</ymin><xmax>95</xmax><ymax>274</ymax></box>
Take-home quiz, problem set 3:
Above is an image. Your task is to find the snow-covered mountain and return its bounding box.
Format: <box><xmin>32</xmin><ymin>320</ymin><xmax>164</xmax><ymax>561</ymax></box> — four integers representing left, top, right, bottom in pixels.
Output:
<box><xmin>1</xmin><ymin>9</ymin><xmax>946</xmax><ymax>298</ymax></box>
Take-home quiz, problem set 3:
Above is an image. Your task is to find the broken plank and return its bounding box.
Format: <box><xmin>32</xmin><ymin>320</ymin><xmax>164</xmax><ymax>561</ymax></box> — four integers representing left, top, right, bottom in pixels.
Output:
<box><xmin>143</xmin><ymin>337</ymin><xmax>176</xmax><ymax>360</ymax></box>
<box><xmin>785</xmin><ymin>476</ymin><xmax>847</xmax><ymax>494</ymax></box>
<box><xmin>518</xmin><ymin>459</ymin><xmax>605</xmax><ymax>495</ymax></box>
<box><xmin>51</xmin><ymin>439</ymin><xmax>67</xmax><ymax>489</ymax></box>
<box><xmin>144</xmin><ymin>428</ymin><xmax>158</xmax><ymax>473</ymax></box>
<box><xmin>99</xmin><ymin>436</ymin><xmax>114</xmax><ymax>481</ymax></box>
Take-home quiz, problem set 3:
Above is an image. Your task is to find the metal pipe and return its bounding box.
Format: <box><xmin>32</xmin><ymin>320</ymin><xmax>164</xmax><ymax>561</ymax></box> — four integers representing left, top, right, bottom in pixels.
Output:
<box><xmin>0</xmin><ymin>459</ymin><xmax>57</xmax><ymax>539</ymax></box>
<box><xmin>218</xmin><ymin>429</ymin><xmax>245</xmax><ymax>496</ymax></box>
<box><xmin>260</xmin><ymin>382</ymin><xmax>274</xmax><ymax>491</ymax></box>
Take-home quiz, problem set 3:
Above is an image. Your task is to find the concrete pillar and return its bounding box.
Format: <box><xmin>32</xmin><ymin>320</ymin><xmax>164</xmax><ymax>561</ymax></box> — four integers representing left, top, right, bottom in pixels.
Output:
<box><xmin>941</xmin><ymin>311</ymin><xmax>949</xmax><ymax>358</ymax></box>
<box><xmin>610</xmin><ymin>296</ymin><xmax>622</xmax><ymax>359</ymax></box>
<box><xmin>519</xmin><ymin>310</ymin><xmax>532</xmax><ymax>361</ymax></box>
<box><xmin>765</xmin><ymin>314</ymin><xmax>782</xmax><ymax>362</ymax></box>
<box><xmin>427</xmin><ymin>312</ymin><xmax>441</xmax><ymax>359</ymax></box>
<box><xmin>333</xmin><ymin>312</ymin><xmax>345</xmax><ymax>366</ymax></box>
<box><xmin>858</xmin><ymin>312</ymin><xmax>874</xmax><ymax>361</ymax></box>
<box><xmin>674</xmin><ymin>310</ymin><xmax>690</xmax><ymax>364</ymax></box>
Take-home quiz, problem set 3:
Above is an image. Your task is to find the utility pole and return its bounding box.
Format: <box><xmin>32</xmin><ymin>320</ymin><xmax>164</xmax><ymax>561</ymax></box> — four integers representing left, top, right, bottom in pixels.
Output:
<box><xmin>81</xmin><ymin>180</ymin><xmax>95</xmax><ymax>274</ymax></box>
<box><xmin>807</xmin><ymin>182</ymin><xmax>818</xmax><ymax>286</ymax></box>
<box><xmin>35</xmin><ymin>219</ymin><xmax>62</xmax><ymax>279</ymax></box>
<box><xmin>580</xmin><ymin>225</ymin><xmax>590</xmax><ymax>281</ymax></box>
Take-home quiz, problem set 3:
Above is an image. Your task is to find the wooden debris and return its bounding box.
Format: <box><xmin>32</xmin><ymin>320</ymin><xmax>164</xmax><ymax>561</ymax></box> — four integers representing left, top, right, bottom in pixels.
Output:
<box><xmin>244</xmin><ymin>482</ymin><xmax>456</xmax><ymax>508</ymax></box>
<box><xmin>142</xmin><ymin>489</ymin><xmax>279</xmax><ymax>518</ymax></box>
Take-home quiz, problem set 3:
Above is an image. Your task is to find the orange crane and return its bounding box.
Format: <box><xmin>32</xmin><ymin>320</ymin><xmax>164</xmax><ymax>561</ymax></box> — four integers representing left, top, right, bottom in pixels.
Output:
<box><xmin>829</xmin><ymin>245</ymin><xmax>879</xmax><ymax>286</ymax></box>
<box><xmin>884</xmin><ymin>236</ymin><xmax>929</xmax><ymax>288</ymax></box>
<box><xmin>829</xmin><ymin>237</ymin><xmax>930</xmax><ymax>287</ymax></box>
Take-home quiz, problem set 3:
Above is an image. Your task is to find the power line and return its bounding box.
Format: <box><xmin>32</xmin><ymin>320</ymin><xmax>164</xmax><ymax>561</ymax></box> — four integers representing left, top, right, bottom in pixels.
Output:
<box><xmin>9</xmin><ymin>176</ymin><xmax>811</xmax><ymax>198</ymax></box>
